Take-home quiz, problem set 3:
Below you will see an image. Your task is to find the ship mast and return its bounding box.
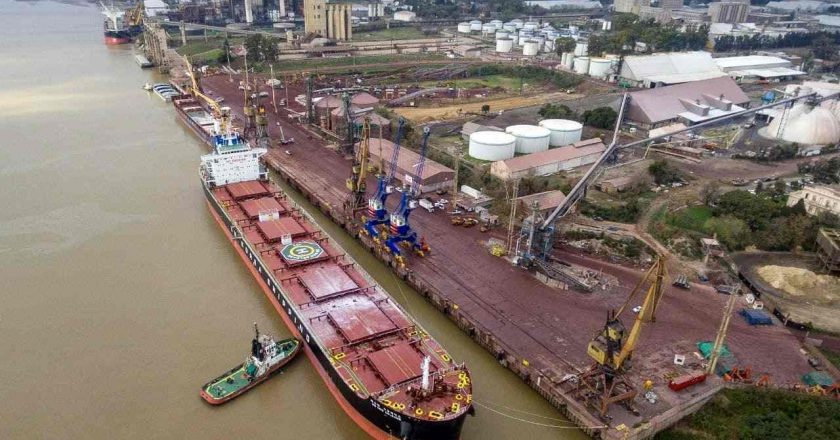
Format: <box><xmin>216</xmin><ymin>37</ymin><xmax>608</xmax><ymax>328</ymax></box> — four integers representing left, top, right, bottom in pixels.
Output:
<box><xmin>420</xmin><ymin>356</ymin><xmax>431</xmax><ymax>394</ymax></box>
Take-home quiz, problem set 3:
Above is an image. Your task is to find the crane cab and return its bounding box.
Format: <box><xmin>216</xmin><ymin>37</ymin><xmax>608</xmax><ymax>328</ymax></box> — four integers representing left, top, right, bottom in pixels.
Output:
<box><xmin>587</xmin><ymin>317</ymin><xmax>626</xmax><ymax>368</ymax></box>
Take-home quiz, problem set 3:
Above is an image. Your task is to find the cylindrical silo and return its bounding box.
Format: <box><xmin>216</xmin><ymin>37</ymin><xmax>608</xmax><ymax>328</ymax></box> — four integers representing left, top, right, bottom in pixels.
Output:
<box><xmin>523</xmin><ymin>40</ymin><xmax>539</xmax><ymax>56</ymax></box>
<box><xmin>564</xmin><ymin>54</ymin><xmax>574</xmax><ymax>69</ymax></box>
<box><xmin>490</xmin><ymin>20</ymin><xmax>504</xmax><ymax>30</ymax></box>
<box><xmin>523</xmin><ymin>21</ymin><xmax>539</xmax><ymax>31</ymax></box>
<box><xmin>511</xmin><ymin>19</ymin><xmax>524</xmax><ymax>29</ymax></box>
<box><xmin>496</xmin><ymin>38</ymin><xmax>513</xmax><ymax>53</ymax></box>
<box><xmin>539</xmin><ymin>119</ymin><xmax>583</xmax><ymax>147</ymax></box>
<box><xmin>588</xmin><ymin>58</ymin><xmax>612</xmax><ymax>79</ymax></box>
<box><xmin>482</xmin><ymin>24</ymin><xmax>496</xmax><ymax>35</ymax></box>
<box><xmin>457</xmin><ymin>22</ymin><xmax>470</xmax><ymax>34</ymax></box>
<box><xmin>534</xmin><ymin>36</ymin><xmax>545</xmax><ymax>51</ymax></box>
<box><xmin>544</xmin><ymin>38</ymin><xmax>555</xmax><ymax>53</ymax></box>
<box><xmin>506</xmin><ymin>125</ymin><xmax>551</xmax><ymax>154</ymax></box>
<box><xmin>574</xmin><ymin>41</ymin><xmax>588</xmax><ymax>56</ymax></box>
<box><xmin>509</xmin><ymin>34</ymin><xmax>518</xmax><ymax>45</ymax></box>
<box><xmin>495</xmin><ymin>30</ymin><xmax>510</xmax><ymax>40</ymax></box>
<box><xmin>573</xmin><ymin>56</ymin><xmax>590</xmax><ymax>74</ymax></box>
<box><xmin>503</xmin><ymin>22</ymin><xmax>517</xmax><ymax>33</ymax></box>
<box><xmin>469</xmin><ymin>20</ymin><xmax>482</xmax><ymax>32</ymax></box>
<box><xmin>469</xmin><ymin>131</ymin><xmax>516</xmax><ymax>161</ymax></box>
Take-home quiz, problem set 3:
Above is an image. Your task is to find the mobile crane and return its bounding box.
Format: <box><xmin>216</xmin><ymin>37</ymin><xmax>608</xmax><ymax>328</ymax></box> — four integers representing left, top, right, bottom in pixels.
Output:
<box><xmin>384</xmin><ymin>127</ymin><xmax>431</xmax><ymax>266</ymax></box>
<box><xmin>363</xmin><ymin>118</ymin><xmax>406</xmax><ymax>239</ymax></box>
<box><xmin>573</xmin><ymin>257</ymin><xmax>667</xmax><ymax>418</ymax></box>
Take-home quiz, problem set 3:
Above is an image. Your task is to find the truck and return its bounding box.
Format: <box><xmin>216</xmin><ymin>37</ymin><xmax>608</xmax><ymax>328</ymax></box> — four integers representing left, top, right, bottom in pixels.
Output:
<box><xmin>419</xmin><ymin>199</ymin><xmax>434</xmax><ymax>213</ymax></box>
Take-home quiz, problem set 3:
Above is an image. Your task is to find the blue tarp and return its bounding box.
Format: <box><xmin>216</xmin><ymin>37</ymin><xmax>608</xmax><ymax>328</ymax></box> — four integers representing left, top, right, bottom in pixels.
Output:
<box><xmin>740</xmin><ymin>308</ymin><xmax>773</xmax><ymax>325</ymax></box>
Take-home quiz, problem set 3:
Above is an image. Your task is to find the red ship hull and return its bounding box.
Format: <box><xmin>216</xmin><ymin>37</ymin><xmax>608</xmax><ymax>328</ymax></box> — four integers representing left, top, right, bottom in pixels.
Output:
<box><xmin>104</xmin><ymin>35</ymin><xmax>131</xmax><ymax>45</ymax></box>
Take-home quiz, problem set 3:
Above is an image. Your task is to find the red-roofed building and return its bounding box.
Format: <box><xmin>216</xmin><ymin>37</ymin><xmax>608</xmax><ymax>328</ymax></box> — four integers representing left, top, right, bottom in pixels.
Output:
<box><xmin>490</xmin><ymin>139</ymin><xmax>606</xmax><ymax>180</ymax></box>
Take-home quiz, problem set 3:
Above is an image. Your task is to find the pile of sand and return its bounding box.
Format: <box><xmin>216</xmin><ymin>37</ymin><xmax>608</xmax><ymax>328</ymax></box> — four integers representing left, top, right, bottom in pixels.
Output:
<box><xmin>756</xmin><ymin>265</ymin><xmax>840</xmax><ymax>301</ymax></box>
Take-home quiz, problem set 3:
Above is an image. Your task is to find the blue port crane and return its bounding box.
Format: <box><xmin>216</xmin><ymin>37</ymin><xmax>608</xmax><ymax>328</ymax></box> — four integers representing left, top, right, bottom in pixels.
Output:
<box><xmin>385</xmin><ymin>127</ymin><xmax>431</xmax><ymax>265</ymax></box>
<box><xmin>364</xmin><ymin>118</ymin><xmax>406</xmax><ymax>239</ymax></box>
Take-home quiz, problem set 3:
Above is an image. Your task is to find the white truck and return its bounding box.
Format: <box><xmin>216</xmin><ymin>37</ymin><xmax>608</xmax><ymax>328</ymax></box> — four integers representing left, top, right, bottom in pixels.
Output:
<box><xmin>419</xmin><ymin>199</ymin><xmax>434</xmax><ymax>213</ymax></box>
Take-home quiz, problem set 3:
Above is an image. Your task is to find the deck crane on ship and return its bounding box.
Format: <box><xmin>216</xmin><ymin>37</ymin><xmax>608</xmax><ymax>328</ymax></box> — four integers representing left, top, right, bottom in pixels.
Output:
<box><xmin>572</xmin><ymin>256</ymin><xmax>667</xmax><ymax>418</ymax></box>
<box><xmin>363</xmin><ymin>117</ymin><xmax>406</xmax><ymax>239</ymax></box>
<box><xmin>384</xmin><ymin>127</ymin><xmax>431</xmax><ymax>265</ymax></box>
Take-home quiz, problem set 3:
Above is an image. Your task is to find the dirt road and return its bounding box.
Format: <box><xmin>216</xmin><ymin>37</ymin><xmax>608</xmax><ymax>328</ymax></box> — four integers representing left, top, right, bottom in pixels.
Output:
<box><xmin>393</xmin><ymin>91</ymin><xmax>586</xmax><ymax>122</ymax></box>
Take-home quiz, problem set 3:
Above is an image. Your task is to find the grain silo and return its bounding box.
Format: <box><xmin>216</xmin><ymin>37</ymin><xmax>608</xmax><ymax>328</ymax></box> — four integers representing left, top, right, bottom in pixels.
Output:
<box><xmin>511</xmin><ymin>19</ymin><xmax>524</xmax><ymax>29</ymax></box>
<box><xmin>496</xmin><ymin>38</ymin><xmax>513</xmax><ymax>53</ymax></box>
<box><xmin>490</xmin><ymin>20</ymin><xmax>504</xmax><ymax>30</ymax></box>
<box><xmin>503</xmin><ymin>22</ymin><xmax>517</xmax><ymax>32</ymax></box>
<box><xmin>495</xmin><ymin>30</ymin><xmax>510</xmax><ymax>40</ymax></box>
<box><xmin>469</xmin><ymin>20</ymin><xmax>482</xmax><ymax>32</ymax></box>
<box><xmin>457</xmin><ymin>22</ymin><xmax>471</xmax><ymax>34</ymax></box>
<box><xmin>539</xmin><ymin>119</ymin><xmax>583</xmax><ymax>147</ymax></box>
<box><xmin>505</xmin><ymin>125</ymin><xmax>551</xmax><ymax>154</ymax></box>
<box><xmin>573</xmin><ymin>56</ymin><xmax>590</xmax><ymax>74</ymax></box>
<box><xmin>469</xmin><ymin>131</ymin><xmax>517</xmax><ymax>161</ymax></box>
<box><xmin>482</xmin><ymin>24</ymin><xmax>496</xmax><ymax>35</ymax></box>
<box><xmin>574</xmin><ymin>41</ymin><xmax>588</xmax><ymax>56</ymax></box>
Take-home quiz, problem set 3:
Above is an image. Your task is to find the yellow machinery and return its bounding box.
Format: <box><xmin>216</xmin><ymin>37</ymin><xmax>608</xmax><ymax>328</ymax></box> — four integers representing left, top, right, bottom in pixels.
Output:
<box><xmin>346</xmin><ymin>118</ymin><xmax>371</xmax><ymax>211</ymax></box>
<box><xmin>126</xmin><ymin>1</ymin><xmax>144</xmax><ymax>28</ymax></box>
<box><xmin>182</xmin><ymin>56</ymin><xmax>230</xmax><ymax>133</ymax></box>
<box><xmin>574</xmin><ymin>257</ymin><xmax>667</xmax><ymax>418</ymax></box>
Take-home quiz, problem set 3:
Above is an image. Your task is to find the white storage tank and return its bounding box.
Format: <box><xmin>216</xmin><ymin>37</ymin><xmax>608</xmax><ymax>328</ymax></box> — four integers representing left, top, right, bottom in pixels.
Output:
<box><xmin>511</xmin><ymin>19</ymin><xmax>524</xmax><ymax>29</ymax></box>
<box><xmin>523</xmin><ymin>40</ymin><xmax>539</xmax><ymax>56</ymax></box>
<box><xmin>588</xmin><ymin>58</ymin><xmax>613</xmax><ymax>79</ymax></box>
<box><xmin>482</xmin><ymin>24</ymin><xmax>496</xmax><ymax>35</ymax></box>
<box><xmin>503</xmin><ymin>22</ymin><xmax>517</xmax><ymax>32</ymax></box>
<box><xmin>506</xmin><ymin>125</ymin><xmax>551</xmax><ymax>154</ymax></box>
<box><xmin>573</xmin><ymin>56</ymin><xmax>590</xmax><ymax>74</ymax></box>
<box><xmin>495</xmin><ymin>30</ymin><xmax>510</xmax><ymax>40</ymax></box>
<box><xmin>509</xmin><ymin>34</ymin><xmax>518</xmax><ymax>45</ymax></box>
<box><xmin>539</xmin><ymin>119</ymin><xmax>583</xmax><ymax>147</ymax></box>
<box><xmin>564</xmin><ymin>54</ymin><xmax>574</xmax><ymax>69</ymax></box>
<box><xmin>574</xmin><ymin>42</ymin><xmax>588</xmax><ymax>56</ymax></box>
<box><xmin>469</xmin><ymin>20</ymin><xmax>482</xmax><ymax>31</ymax></box>
<box><xmin>490</xmin><ymin>20</ymin><xmax>504</xmax><ymax>30</ymax></box>
<box><xmin>457</xmin><ymin>22</ymin><xmax>471</xmax><ymax>34</ymax></box>
<box><xmin>469</xmin><ymin>131</ymin><xmax>517</xmax><ymax>161</ymax></box>
<box><xmin>523</xmin><ymin>21</ymin><xmax>539</xmax><ymax>31</ymax></box>
<box><xmin>496</xmin><ymin>38</ymin><xmax>514</xmax><ymax>53</ymax></box>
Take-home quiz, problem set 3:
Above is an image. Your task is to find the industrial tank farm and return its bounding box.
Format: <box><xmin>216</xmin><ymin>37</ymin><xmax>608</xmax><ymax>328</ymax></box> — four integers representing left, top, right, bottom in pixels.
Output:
<box><xmin>469</xmin><ymin>131</ymin><xmax>516</xmax><ymax>161</ymax></box>
<box><xmin>539</xmin><ymin>119</ymin><xmax>583</xmax><ymax>147</ymax></box>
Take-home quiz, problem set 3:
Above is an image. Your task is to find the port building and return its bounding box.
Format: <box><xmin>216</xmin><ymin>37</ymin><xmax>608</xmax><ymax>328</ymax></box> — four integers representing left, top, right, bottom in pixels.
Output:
<box><xmin>787</xmin><ymin>186</ymin><xmax>840</xmax><ymax>217</ymax></box>
<box><xmin>625</xmin><ymin>76</ymin><xmax>750</xmax><ymax>130</ymax></box>
<box><xmin>714</xmin><ymin>55</ymin><xmax>806</xmax><ymax>83</ymax></box>
<box><xmin>366</xmin><ymin>138</ymin><xmax>455</xmax><ymax>193</ymax></box>
<box><xmin>490</xmin><ymin>138</ymin><xmax>605</xmax><ymax>180</ymax></box>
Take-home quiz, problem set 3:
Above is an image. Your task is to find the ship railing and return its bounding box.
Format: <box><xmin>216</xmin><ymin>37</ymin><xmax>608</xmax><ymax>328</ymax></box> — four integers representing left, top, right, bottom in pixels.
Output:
<box><xmin>372</xmin><ymin>363</ymin><xmax>468</xmax><ymax>399</ymax></box>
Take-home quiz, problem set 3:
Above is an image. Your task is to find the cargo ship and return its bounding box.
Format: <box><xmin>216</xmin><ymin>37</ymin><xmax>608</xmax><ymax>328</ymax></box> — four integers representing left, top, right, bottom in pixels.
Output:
<box><xmin>173</xmin><ymin>94</ymin><xmax>223</xmax><ymax>147</ymax></box>
<box><xmin>197</xmin><ymin>116</ymin><xmax>473</xmax><ymax>438</ymax></box>
<box><xmin>100</xmin><ymin>1</ymin><xmax>141</xmax><ymax>45</ymax></box>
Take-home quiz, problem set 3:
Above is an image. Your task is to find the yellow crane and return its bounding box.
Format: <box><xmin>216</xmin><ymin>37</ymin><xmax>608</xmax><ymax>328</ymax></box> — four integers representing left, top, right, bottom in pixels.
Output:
<box><xmin>126</xmin><ymin>0</ymin><xmax>144</xmax><ymax>28</ymax></box>
<box><xmin>574</xmin><ymin>257</ymin><xmax>667</xmax><ymax>418</ymax></box>
<box><xmin>183</xmin><ymin>56</ymin><xmax>230</xmax><ymax>134</ymax></box>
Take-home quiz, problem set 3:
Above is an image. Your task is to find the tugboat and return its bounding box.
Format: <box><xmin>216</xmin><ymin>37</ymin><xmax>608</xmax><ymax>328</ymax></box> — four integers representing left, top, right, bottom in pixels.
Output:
<box><xmin>200</xmin><ymin>324</ymin><xmax>301</xmax><ymax>405</ymax></box>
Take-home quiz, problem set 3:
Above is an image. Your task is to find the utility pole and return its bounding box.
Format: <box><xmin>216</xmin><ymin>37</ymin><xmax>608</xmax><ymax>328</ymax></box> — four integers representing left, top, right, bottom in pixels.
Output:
<box><xmin>451</xmin><ymin>146</ymin><xmax>461</xmax><ymax>209</ymax></box>
<box><xmin>270</xmin><ymin>64</ymin><xmax>278</xmax><ymax>114</ymax></box>
<box><xmin>284</xmin><ymin>74</ymin><xmax>290</xmax><ymax>107</ymax></box>
<box><xmin>707</xmin><ymin>289</ymin><xmax>738</xmax><ymax>376</ymax></box>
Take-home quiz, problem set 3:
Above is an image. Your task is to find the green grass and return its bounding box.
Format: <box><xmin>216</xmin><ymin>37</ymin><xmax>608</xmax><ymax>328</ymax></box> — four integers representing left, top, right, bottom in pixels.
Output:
<box><xmin>655</xmin><ymin>387</ymin><xmax>840</xmax><ymax>440</ymax></box>
<box><xmin>820</xmin><ymin>347</ymin><xmax>840</xmax><ymax>369</ymax></box>
<box><xmin>415</xmin><ymin>74</ymin><xmax>525</xmax><ymax>90</ymax></box>
<box><xmin>666</xmin><ymin>205</ymin><xmax>713</xmax><ymax>232</ymax></box>
<box><xmin>352</xmin><ymin>27</ymin><xmax>431</xmax><ymax>42</ymax></box>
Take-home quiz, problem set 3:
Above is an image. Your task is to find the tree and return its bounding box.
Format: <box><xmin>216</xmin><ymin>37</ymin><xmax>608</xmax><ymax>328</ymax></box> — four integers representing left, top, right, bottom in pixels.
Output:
<box><xmin>481</xmin><ymin>104</ymin><xmax>490</xmax><ymax>115</ymax></box>
<box><xmin>715</xmin><ymin>190</ymin><xmax>780</xmax><ymax>230</ymax></box>
<box><xmin>244</xmin><ymin>34</ymin><xmax>264</xmax><ymax>61</ymax></box>
<box><xmin>221</xmin><ymin>37</ymin><xmax>231</xmax><ymax>64</ymax></box>
<box><xmin>555</xmin><ymin>37</ymin><xmax>576</xmax><ymax>55</ymax></box>
<box><xmin>704</xmin><ymin>215</ymin><xmax>752</xmax><ymax>250</ymax></box>
<box><xmin>262</xmin><ymin>36</ymin><xmax>279</xmax><ymax>62</ymax></box>
<box><xmin>648</xmin><ymin>159</ymin><xmax>682</xmax><ymax>185</ymax></box>
<box><xmin>700</xmin><ymin>181</ymin><xmax>722</xmax><ymax>206</ymax></box>
<box><xmin>582</xmin><ymin>106</ymin><xmax>618</xmax><ymax>129</ymax></box>
<box><xmin>538</xmin><ymin>103</ymin><xmax>577</xmax><ymax>120</ymax></box>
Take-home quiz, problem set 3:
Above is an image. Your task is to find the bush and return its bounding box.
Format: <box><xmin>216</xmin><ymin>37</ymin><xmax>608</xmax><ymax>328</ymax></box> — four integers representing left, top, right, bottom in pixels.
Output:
<box><xmin>582</xmin><ymin>106</ymin><xmax>618</xmax><ymax>129</ymax></box>
<box><xmin>648</xmin><ymin>160</ymin><xmax>682</xmax><ymax>185</ymax></box>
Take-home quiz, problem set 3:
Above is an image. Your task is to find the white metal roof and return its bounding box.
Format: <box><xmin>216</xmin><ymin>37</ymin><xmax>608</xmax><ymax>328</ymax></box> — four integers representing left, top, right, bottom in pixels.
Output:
<box><xmin>714</xmin><ymin>55</ymin><xmax>792</xmax><ymax>70</ymax></box>
<box><xmin>620</xmin><ymin>51</ymin><xmax>723</xmax><ymax>83</ymax></box>
<box><xmin>644</xmin><ymin>71</ymin><xmax>728</xmax><ymax>85</ymax></box>
<box><xmin>727</xmin><ymin>67</ymin><xmax>806</xmax><ymax>79</ymax></box>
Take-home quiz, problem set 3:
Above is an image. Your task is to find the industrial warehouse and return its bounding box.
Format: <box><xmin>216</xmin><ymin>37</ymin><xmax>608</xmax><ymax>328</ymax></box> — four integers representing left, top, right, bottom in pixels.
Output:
<box><xmin>10</xmin><ymin>2</ymin><xmax>840</xmax><ymax>440</ymax></box>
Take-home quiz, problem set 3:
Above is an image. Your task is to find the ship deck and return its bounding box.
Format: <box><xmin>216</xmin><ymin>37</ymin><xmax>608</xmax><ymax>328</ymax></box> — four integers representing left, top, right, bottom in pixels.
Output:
<box><xmin>212</xmin><ymin>180</ymin><xmax>471</xmax><ymax>421</ymax></box>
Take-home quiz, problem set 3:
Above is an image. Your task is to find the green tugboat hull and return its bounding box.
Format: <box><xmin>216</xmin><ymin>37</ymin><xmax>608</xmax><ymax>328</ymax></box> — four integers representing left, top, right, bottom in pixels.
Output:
<box><xmin>200</xmin><ymin>338</ymin><xmax>301</xmax><ymax>405</ymax></box>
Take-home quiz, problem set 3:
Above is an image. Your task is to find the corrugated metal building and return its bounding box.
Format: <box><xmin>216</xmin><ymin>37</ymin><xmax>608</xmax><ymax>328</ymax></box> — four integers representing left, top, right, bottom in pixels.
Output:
<box><xmin>714</xmin><ymin>55</ymin><xmax>806</xmax><ymax>82</ymax></box>
<box><xmin>618</xmin><ymin>51</ymin><xmax>728</xmax><ymax>88</ymax></box>
<box><xmin>626</xmin><ymin>76</ymin><xmax>751</xmax><ymax>129</ymax></box>
<box><xmin>490</xmin><ymin>139</ymin><xmax>606</xmax><ymax>180</ymax></box>
<box><xmin>366</xmin><ymin>138</ymin><xmax>455</xmax><ymax>193</ymax></box>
